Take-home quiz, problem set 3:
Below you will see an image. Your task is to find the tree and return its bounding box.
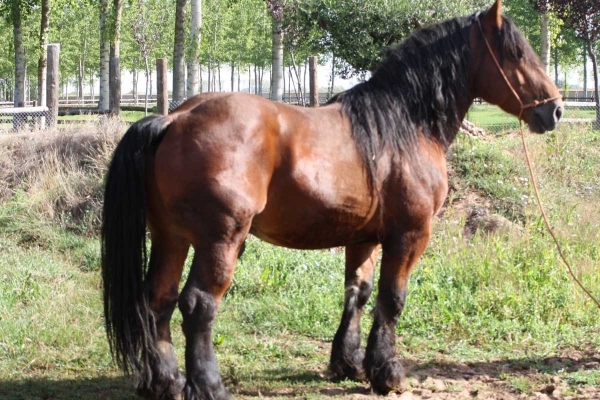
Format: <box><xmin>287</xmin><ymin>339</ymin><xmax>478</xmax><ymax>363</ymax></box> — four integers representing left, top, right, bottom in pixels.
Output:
<box><xmin>528</xmin><ymin>1</ymin><xmax>551</xmax><ymax>74</ymax></box>
<box><xmin>292</xmin><ymin>0</ymin><xmax>489</xmax><ymax>78</ymax></box>
<box><xmin>131</xmin><ymin>0</ymin><xmax>167</xmax><ymax>115</ymax></box>
<box><xmin>550</xmin><ymin>0</ymin><xmax>600</xmax><ymax>125</ymax></box>
<box><xmin>99</xmin><ymin>0</ymin><xmax>110</xmax><ymax>110</ymax></box>
<box><xmin>187</xmin><ymin>0</ymin><xmax>201</xmax><ymax>96</ymax></box>
<box><xmin>3</xmin><ymin>0</ymin><xmax>36</xmax><ymax>106</ymax></box>
<box><xmin>37</xmin><ymin>0</ymin><xmax>49</xmax><ymax>106</ymax></box>
<box><xmin>172</xmin><ymin>0</ymin><xmax>186</xmax><ymax>102</ymax></box>
<box><xmin>266</xmin><ymin>0</ymin><xmax>284</xmax><ymax>101</ymax></box>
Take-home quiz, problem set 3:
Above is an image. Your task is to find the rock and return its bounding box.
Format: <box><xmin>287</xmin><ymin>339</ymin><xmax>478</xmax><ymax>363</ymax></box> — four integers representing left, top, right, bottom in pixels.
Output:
<box><xmin>460</xmin><ymin>119</ymin><xmax>487</xmax><ymax>138</ymax></box>
<box><xmin>398</xmin><ymin>392</ymin><xmax>414</xmax><ymax>400</ymax></box>
<box><xmin>463</xmin><ymin>206</ymin><xmax>521</xmax><ymax>238</ymax></box>
<box><xmin>584</xmin><ymin>361</ymin><xmax>600</xmax><ymax>369</ymax></box>
<box><xmin>540</xmin><ymin>385</ymin><xmax>555</xmax><ymax>395</ymax></box>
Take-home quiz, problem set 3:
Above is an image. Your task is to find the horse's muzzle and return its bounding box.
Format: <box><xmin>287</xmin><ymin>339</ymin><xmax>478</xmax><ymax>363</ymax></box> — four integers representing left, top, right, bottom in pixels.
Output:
<box><xmin>526</xmin><ymin>99</ymin><xmax>564</xmax><ymax>133</ymax></box>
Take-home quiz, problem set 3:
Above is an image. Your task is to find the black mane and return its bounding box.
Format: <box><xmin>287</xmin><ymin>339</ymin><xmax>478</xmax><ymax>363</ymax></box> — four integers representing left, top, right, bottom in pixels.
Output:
<box><xmin>329</xmin><ymin>11</ymin><xmax>536</xmax><ymax>191</ymax></box>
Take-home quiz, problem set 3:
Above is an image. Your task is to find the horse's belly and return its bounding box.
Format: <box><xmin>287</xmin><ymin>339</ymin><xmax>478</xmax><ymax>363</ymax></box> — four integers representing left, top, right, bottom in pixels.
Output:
<box><xmin>250</xmin><ymin>194</ymin><xmax>378</xmax><ymax>249</ymax></box>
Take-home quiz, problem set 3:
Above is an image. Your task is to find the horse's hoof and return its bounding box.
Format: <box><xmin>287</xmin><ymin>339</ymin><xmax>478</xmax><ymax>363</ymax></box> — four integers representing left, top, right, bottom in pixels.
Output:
<box><xmin>136</xmin><ymin>370</ymin><xmax>186</xmax><ymax>400</ymax></box>
<box><xmin>368</xmin><ymin>358</ymin><xmax>405</xmax><ymax>394</ymax></box>
<box><xmin>330</xmin><ymin>348</ymin><xmax>367</xmax><ymax>381</ymax></box>
<box><xmin>183</xmin><ymin>382</ymin><xmax>233</xmax><ymax>400</ymax></box>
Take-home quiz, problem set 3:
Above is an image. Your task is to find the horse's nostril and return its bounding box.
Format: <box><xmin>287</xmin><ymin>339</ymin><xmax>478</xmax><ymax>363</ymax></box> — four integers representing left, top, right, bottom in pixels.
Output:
<box><xmin>555</xmin><ymin>105</ymin><xmax>563</xmax><ymax>122</ymax></box>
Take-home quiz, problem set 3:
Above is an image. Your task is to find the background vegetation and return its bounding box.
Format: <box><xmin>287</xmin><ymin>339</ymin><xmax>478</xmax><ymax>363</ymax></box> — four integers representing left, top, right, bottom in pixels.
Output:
<box><xmin>0</xmin><ymin>0</ymin><xmax>598</xmax><ymax>103</ymax></box>
<box><xmin>0</xmin><ymin>121</ymin><xmax>598</xmax><ymax>399</ymax></box>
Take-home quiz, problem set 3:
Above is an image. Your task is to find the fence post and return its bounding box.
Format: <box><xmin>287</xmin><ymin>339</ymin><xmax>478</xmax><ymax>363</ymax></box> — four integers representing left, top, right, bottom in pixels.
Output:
<box><xmin>46</xmin><ymin>44</ymin><xmax>60</xmax><ymax>129</ymax></box>
<box><xmin>109</xmin><ymin>57</ymin><xmax>121</xmax><ymax>117</ymax></box>
<box><xmin>156</xmin><ymin>58</ymin><xmax>168</xmax><ymax>115</ymax></box>
<box><xmin>309</xmin><ymin>56</ymin><xmax>319</xmax><ymax>107</ymax></box>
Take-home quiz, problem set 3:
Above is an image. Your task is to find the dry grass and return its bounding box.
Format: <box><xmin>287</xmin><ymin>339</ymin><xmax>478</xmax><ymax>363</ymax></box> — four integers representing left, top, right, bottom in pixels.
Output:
<box><xmin>0</xmin><ymin>119</ymin><xmax>124</xmax><ymax>235</ymax></box>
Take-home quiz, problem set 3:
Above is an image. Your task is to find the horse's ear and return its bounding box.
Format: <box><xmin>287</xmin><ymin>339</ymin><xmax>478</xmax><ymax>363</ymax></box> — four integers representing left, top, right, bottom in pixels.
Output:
<box><xmin>484</xmin><ymin>0</ymin><xmax>503</xmax><ymax>29</ymax></box>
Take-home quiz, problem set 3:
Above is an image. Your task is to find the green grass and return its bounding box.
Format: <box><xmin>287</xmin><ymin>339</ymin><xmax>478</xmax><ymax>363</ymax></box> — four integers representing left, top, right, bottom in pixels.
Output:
<box><xmin>0</xmin><ymin>124</ymin><xmax>599</xmax><ymax>398</ymax></box>
<box><xmin>467</xmin><ymin>103</ymin><xmax>597</xmax><ymax>132</ymax></box>
<box><xmin>59</xmin><ymin>111</ymin><xmax>146</xmax><ymax>123</ymax></box>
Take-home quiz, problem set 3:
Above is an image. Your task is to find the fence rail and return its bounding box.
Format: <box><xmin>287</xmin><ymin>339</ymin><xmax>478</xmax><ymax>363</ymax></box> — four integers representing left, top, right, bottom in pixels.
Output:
<box><xmin>467</xmin><ymin>101</ymin><xmax>599</xmax><ymax>134</ymax></box>
<box><xmin>2</xmin><ymin>93</ymin><xmax>598</xmax><ymax>134</ymax></box>
<box><xmin>0</xmin><ymin>106</ymin><xmax>51</xmax><ymax>131</ymax></box>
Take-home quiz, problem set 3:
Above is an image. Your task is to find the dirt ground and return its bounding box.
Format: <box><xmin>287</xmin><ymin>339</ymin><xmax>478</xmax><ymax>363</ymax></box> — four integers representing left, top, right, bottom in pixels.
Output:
<box><xmin>236</xmin><ymin>346</ymin><xmax>600</xmax><ymax>400</ymax></box>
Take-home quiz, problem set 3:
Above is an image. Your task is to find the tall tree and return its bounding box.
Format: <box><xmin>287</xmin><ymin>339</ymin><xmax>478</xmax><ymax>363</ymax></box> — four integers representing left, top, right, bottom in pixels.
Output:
<box><xmin>187</xmin><ymin>0</ymin><xmax>201</xmax><ymax>96</ymax></box>
<box><xmin>131</xmin><ymin>0</ymin><xmax>166</xmax><ymax>115</ymax></box>
<box><xmin>99</xmin><ymin>0</ymin><xmax>110</xmax><ymax>110</ymax></box>
<box><xmin>550</xmin><ymin>0</ymin><xmax>600</xmax><ymax>125</ymax></box>
<box><xmin>172</xmin><ymin>0</ymin><xmax>187</xmax><ymax>102</ymax></box>
<box><xmin>529</xmin><ymin>1</ymin><xmax>551</xmax><ymax>74</ymax></box>
<box><xmin>266</xmin><ymin>0</ymin><xmax>284</xmax><ymax>101</ymax></box>
<box><xmin>37</xmin><ymin>0</ymin><xmax>49</xmax><ymax>106</ymax></box>
<box><xmin>294</xmin><ymin>0</ymin><xmax>488</xmax><ymax>78</ymax></box>
<box><xmin>9</xmin><ymin>0</ymin><xmax>25</xmax><ymax>106</ymax></box>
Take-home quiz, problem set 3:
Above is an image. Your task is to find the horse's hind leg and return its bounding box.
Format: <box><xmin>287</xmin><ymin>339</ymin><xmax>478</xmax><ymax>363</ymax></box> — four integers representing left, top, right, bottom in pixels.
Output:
<box><xmin>364</xmin><ymin>226</ymin><xmax>431</xmax><ymax>394</ymax></box>
<box><xmin>330</xmin><ymin>244</ymin><xmax>379</xmax><ymax>380</ymax></box>
<box><xmin>138</xmin><ymin>231</ymin><xmax>189</xmax><ymax>400</ymax></box>
<box><xmin>179</xmin><ymin>217</ymin><xmax>250</xmax><ymax>400</ymax></box>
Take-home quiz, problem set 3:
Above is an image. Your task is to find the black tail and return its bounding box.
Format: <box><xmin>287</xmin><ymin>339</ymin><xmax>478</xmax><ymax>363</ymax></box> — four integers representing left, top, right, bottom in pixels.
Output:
<box><xmin>101</xmin><ymin>115</ymin><xmax>169</xmax><ymax>377</ymax></box>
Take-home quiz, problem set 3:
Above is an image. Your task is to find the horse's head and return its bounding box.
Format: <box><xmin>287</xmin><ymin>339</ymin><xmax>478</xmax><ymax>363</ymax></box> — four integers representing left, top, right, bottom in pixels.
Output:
<box><xmin>470</xmin><ymin>0</ymin><xmax>563</xmax><ymax>133</ymax></box>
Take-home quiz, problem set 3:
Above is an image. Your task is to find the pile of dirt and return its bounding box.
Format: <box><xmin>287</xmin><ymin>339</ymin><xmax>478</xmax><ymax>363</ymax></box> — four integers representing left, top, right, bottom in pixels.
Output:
<box><xmin>463</xmin><ymin>206</ymin><xmax>522</xmax><ymax>239</ymax></box>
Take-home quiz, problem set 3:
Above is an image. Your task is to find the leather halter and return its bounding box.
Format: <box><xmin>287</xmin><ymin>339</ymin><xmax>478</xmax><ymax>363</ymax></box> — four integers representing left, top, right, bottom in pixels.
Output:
<box><xmin>476</xmin><ymin>18</ymin><xmax>561</xmax><ymax>121</ymax></box>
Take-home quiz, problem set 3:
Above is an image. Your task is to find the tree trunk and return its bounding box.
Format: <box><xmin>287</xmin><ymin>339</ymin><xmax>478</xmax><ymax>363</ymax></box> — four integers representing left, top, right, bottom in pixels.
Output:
<box><xmin>78</xmin><ymin>38</ymin><xmax>86</xmax><ymax>104</ymax></box>
<box><xmin>586</xmin><ymin>39</ymin><xmax>600</xmax><ymax>128</ymax></box>
<box><xmin>237</xmin><ymin>67</ymin><xmax>240</xmax><ymax>92</ymax></box>
<box><xmin>99</xmin><ymin>0</ymin><xmax>110</xmax><ymax>110</ymax></box>
<box><xmin>24</xmin><ymin>65</ymin><xmax>28</xmax><ymax>103</ymax></box>
<box><xmin>110</xmin><ymin>0</ymin><xmax>122</xmax><ymax>58</ymax></box>
<box><xmin>38</xmin><ymin>0</ymin><xmax>50</xmax><ymax>106</ymax></box>
<box><xmin>270</xmin><ymin>18</ymin><xmax>283</xmax><ymax>101</ymax></box>
<box><xmin>187</xmin><ymin>0</ymin><xmax>201</xmax><ymax>97</ymax></box>
<box><xmin>218</xmin><ymin>64</ymin><xmax>221</xmax><ymax>92</ymax></box>
<box><xmin>329</xmin><ymin>54</ymin><xmax>336</xmax><ymax>98</ymax></box>
<box><xmin>144</xmin><ymin>56</ymin><xmax>150</xmax><ymax>116</ymax></box>
<box><xmin>133</xmin><ymin>68</ymin><xmax>138</xmax><ymax>104</ymax></box>
<box><xmin>540</xmin><ymin>13</ymin><xmax>550</xmax><ymax>75</ymax></box>
<box><xmin>554</xmin><ymin>44</ymin><xmax>558</xmax><ymax>85</ymax></box>
<box><xmin>260</xmin><ymin>67</ymin><xmax>264</xmax><ymax>96</ymax></box>
<box><xmin>199</xmin><ymin>65</ymin><xmax>203</xmax><ymax>93</ymax></box>
<box><xmin>207</xmin><ymin>61</ymin><xmax>211</xmax><ymax>92</ymax></box>
<box><xmin>12</xmin><ymin>0</ymin><xmax>25</xmax><ymax>107</ymax></box>
<box><xmin>79</xmin><ymin>59</ymin><xmax>84</xmax><ymax>103</ymax></box>
<box><xmin>173</xmin><ymin>0</ymin><xmax>187</xmax><ymax>102</ymax></box>
<box><xmin>303</xmin><ymin>60</ymin><xmax>307</xmax><ymax>103</ymax></box>
<box><xmin>289</xmin><ymin>51</ymin><xmax>304</xmax><ymax>106</ymax></box>
<box><xmin>584</xmin><ymin>44</ymin><xmax>588</xmax><ymax>100</ymax></box>
<box><xmin>109</xmin><ymin>0</ymin><xmax>122</xmax><ymax>111</ymax></box>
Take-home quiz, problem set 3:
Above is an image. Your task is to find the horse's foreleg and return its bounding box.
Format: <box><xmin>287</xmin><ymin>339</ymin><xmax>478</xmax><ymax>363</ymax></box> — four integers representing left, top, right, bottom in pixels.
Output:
<box><xmin>138</xmin><ymin>233</ymin><xmax>189</xmax><ymax>400</ymax></box>
<box><xmin>364</xmin><ymin>226</ymin><xmax>431</xmax><ymax>394</ymax></box>
<box><xmin>179</xmin><ymin>217</ymin><xmax>249</xmax><ymax>400</ymax></box>
<box><xmin>330</xmin><ymin>244</ymin><xmax>379</xmax><ymax>380</ymax></box>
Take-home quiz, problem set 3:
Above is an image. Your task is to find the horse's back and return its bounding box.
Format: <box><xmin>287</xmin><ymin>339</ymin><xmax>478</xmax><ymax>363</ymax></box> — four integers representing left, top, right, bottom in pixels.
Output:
<box><xmin>149</xmin><ymin>93</ymin><xmax>380</xmax><ymax>247</ymax></box>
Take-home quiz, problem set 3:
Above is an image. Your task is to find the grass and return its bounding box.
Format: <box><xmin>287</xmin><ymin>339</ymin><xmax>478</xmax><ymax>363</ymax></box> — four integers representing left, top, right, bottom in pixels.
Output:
<box><xmin>0</xmin><ymin>122</ymin><xmax>599</xmax><ymax>398</ymax></box>
<box><xmin>467</xmin><ymin>103</ymin><xmax>597</xmax><ymax>133</ymax></box>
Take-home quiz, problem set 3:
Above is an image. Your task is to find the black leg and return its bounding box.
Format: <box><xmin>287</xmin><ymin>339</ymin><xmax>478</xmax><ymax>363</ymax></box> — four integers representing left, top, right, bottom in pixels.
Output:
<box><xmin>330</xmin><ymin>244</ymin><xmax>378</xmax><ymax>380</ymax></box>
<box><xmin>364</xmin><ymin>228</ymin><xmax>431</xmax><ymax>394</ymax></box>
<box><xmin>138</xmin><ymin>236</ymin><xmax>189</xmax><ymax>400</ymax></box>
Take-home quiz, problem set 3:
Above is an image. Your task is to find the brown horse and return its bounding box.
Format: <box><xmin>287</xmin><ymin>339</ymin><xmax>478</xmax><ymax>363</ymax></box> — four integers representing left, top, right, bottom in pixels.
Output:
<box><xmin>101</xmin><ymin>1</ymin><xmax>563</xmax><ymax>399</ymax></box>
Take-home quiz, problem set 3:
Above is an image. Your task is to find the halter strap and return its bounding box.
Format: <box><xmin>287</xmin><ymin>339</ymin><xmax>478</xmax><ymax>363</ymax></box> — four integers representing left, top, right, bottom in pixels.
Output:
<box><xmin>476</xmin><ymin>18</ymin><xmax>561</xmax><ymax>121</ymax></box>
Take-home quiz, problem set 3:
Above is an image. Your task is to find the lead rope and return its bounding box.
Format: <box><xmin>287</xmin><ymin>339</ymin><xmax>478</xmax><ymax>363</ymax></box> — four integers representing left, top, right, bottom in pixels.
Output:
<box><xmin>477</xmin><ymin>18</ymin><xmax>600</xmax><ymax>309</ymax></box>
